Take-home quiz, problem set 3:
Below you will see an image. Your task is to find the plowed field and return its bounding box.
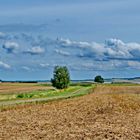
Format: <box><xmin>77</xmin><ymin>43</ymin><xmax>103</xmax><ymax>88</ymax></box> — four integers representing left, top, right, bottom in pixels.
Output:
<box><xmin>0</xmin><ymin>85</ymin><xmax>140</xmax><ymax>140</ymax></box>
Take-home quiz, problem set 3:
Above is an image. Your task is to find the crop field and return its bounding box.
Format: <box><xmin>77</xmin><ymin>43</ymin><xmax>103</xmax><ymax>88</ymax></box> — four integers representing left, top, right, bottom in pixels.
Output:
<box><xmin>0</xmin><ymin>84</ymin><xmax>140</xmax><ymax>140</ymax></box>
<box><xmin>0</xmin><ymin>83</ymin><xmax>52</xmax><ymax>95</ymax></box>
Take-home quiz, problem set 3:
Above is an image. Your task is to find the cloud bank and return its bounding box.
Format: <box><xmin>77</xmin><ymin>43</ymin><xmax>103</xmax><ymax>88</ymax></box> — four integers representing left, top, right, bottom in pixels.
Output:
<box><xmin>58</xmin><ymin>38</ymin><xmax>140</xmax><ymax>61</ymax></box>
<box><xmin>1</xmin><ymin>32</ymin><xmax>140</xmax><ymax>79</ymax></box>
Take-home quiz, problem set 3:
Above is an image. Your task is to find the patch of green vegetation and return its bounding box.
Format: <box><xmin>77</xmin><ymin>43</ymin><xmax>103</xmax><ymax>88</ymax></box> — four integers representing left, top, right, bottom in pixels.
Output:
<box><xmin>0</xmin><ymin>85</ymin><xmax>89</xmax><ymax>101</ymax></box>
<box><xmin>17</xmin><ymin>93</ymin><xmax>34</xmax><ymax>98</ymax></box>
<box><xmin>32</xmin><ymin>86</ymin><xmax>83</xmax><ymax>98</ymax></box>
<box><xmin>0</xmin><ymin>89</ymin><xmax>52</xmax><ymax>101</ymax></box>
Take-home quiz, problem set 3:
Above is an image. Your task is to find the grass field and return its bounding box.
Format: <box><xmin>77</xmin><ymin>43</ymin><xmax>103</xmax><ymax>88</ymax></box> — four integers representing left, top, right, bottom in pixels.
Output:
<box><xmin>0</xmin><ymin>84</ymin><xmax>140</xmax><ymax>139</ymax></box>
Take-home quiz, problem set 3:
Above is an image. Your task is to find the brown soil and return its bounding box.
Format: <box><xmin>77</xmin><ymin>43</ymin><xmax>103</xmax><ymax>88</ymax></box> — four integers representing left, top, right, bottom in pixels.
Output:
<box><xmin>0</xmin><ymin>85</ymin><xmax>140</xmax><ymax>140</ymax></box>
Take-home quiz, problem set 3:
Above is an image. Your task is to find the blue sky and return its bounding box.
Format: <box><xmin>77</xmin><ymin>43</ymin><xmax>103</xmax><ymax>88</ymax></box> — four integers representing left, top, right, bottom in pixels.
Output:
<box><xmin>0</xmin><ymin>0</ymin><xmax>140</xmax><ymax>80</ymax></box>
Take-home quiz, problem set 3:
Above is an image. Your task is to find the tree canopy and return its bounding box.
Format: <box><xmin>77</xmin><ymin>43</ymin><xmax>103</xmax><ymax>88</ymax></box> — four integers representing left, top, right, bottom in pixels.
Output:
<box><xmin>94</xmin><ymin>75</ymin><xmax>104</xmax><ymax>83</ymax></box>
<box><xmin>51</xmin><ymin>66</ymin><xmax>70</xmax><ymax>89</ymax></box>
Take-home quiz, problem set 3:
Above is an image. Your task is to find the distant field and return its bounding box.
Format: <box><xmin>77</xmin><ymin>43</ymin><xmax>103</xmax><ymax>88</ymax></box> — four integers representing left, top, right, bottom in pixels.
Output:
<box><xmin>0</xmin><ymin>84</ymin><xmax>140</xmax><ymax>140</ymax></box>
<box><xmin>0</xmin><ymin>83</ymin><xmax>52</xmax><ymax>95</ymax></box>
<box><xmin>94</xmin><ymin>84</ymin><xmax>140</xmax><ymax>94</ymax></box>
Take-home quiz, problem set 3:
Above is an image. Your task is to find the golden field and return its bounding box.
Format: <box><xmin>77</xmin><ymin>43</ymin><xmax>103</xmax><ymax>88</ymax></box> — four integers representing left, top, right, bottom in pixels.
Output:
<box><xmin>0</xmin><ymin>83</ymin><xmax>52</xmax><ymax>95</ymax></box>
<box><xmin>0</xmin><ymin>84</ymin><xmax>140</xmax><ymax>140</ymax></box>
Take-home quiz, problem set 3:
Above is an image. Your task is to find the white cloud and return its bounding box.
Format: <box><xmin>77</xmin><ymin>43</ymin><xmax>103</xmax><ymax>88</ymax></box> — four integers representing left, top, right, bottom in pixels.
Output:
<box><xmin>105</xmin><ymin>38</ymin><xmax>125</xmax><ymax>47</ymax></box>
<box><xmin>1</xmin><ymin>34</ymin><xmax>140</xmax><ymax>73</ymax></box>
<box><xmin>127</xmin><ymin>61</ymin><xmax>140</xmax><ymax>70</ymax></box>
<box><xmin>0</xmin><ymin>61</ymin><xmax>11</xmax><ymax>69</ymax></box>
<box><xmin>54</xmin><ymin>49</ymin><xmax>70</xmax><ymax>56</ymax></box>
<box><xmin>58</xmin><ymin>38</ymin><xmax>91</xmax><ymax>48</ymax></box>
<box><xmin>40</xmin><ymin>63</ymin><xmax>50</xmax><ymax>68</ymax></box>
<box><xmin>22</xmin><ymin>66</ymin><xmax>31</xmax><ymax>71</ymax></box>
<box><xmin>2</xmin><ymin>41</ymin><xmax>19</xmax><ymax>53</ymax></box>
<box><xmin>24</xmin><ymin>46</ymin><xmax>45</xmax><ymax>55</ymax></box>
<box><xmin>57</xmin><ymin>38</ymin><xmax>140</xmax><ymax>61</ymax></box>
<box><xmin>0</xmin><ymin>32</ymin><xmax>6</xmax><ymax>39</ymax></box>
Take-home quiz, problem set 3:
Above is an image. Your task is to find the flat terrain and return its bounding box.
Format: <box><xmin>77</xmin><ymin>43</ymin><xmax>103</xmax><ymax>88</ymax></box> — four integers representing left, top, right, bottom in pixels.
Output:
<box><xmin>0</xmin><ymin>85</ymin><xmax>92</xmax><ymax>106</ymax></box>
<box><xmin>0</xmin><ymin>82</ymin><xmax>93</xmax><ymax>105</ymax></box>
<box><xmin>0</xmin><ymin>83</ymin><xmax>52</xmax><ymax>94</ymax></box>
<box><xmin>0</xmin><ymin>85</ymin><xmax>140</xmax><ymax>140</ymax></box>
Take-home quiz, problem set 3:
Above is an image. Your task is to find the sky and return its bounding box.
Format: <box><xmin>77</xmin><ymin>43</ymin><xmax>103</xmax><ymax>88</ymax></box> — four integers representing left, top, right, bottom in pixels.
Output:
<box><xmin>0</xmin><ymin>0</ymin><xmax>140</xmax><ymax>80</ymax></box>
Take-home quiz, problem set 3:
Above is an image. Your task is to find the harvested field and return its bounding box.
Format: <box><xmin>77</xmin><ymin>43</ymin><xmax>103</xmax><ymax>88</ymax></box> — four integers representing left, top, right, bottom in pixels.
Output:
<box><xmin>94</xmin><ymin>85</ymin><xmax>140</xmax><ymax>94</ymax></box>
<box><xmin>0</xmin><ymin>83</ymin><xmax>52</xmax><ymax>94</ymax></box>
<box><xmin>0</xmin><ymin>85</ymin><xmax>140</xmax><ymax>140</ymax></box>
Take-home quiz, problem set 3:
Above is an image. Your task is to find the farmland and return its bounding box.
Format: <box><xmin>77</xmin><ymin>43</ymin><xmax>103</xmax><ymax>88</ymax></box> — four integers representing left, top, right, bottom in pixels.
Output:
<box><xmin>0</xmin><ymin>83</ymin><xmax>140</xmax><ymax>139</ymax></box>
<box><xmin>0</xmin><ymin>83</ymin><xmax>52</xmax><ymax>95</ymax></box>
<box><xmin>0</xmin><ymin>82</ymin><xmax>93</xmax><ymax>106</ymax></box>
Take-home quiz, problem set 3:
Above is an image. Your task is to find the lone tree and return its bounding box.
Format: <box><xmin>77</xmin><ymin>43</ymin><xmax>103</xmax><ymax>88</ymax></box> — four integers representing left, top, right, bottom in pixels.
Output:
<box><xmin>51</xmin><ymin>66</ymin><xmax>70</xmax><ymax>89</ymax></box>
<box><xmin>94</xmin><ymin>75</ymin><xmax>104</xmax><ymax>83</ymax></box>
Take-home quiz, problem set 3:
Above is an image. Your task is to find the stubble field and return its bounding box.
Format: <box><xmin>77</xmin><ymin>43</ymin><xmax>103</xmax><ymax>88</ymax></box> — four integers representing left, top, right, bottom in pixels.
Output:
<box><xmin>0</xmin><ymin>83</ymin><xmax>51</xmax><ymax>94</ymax></box>
<box><xmin>0</xmin><ymin>84</ymin><xmax>140</xmax><ymax>140</ymax></box>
